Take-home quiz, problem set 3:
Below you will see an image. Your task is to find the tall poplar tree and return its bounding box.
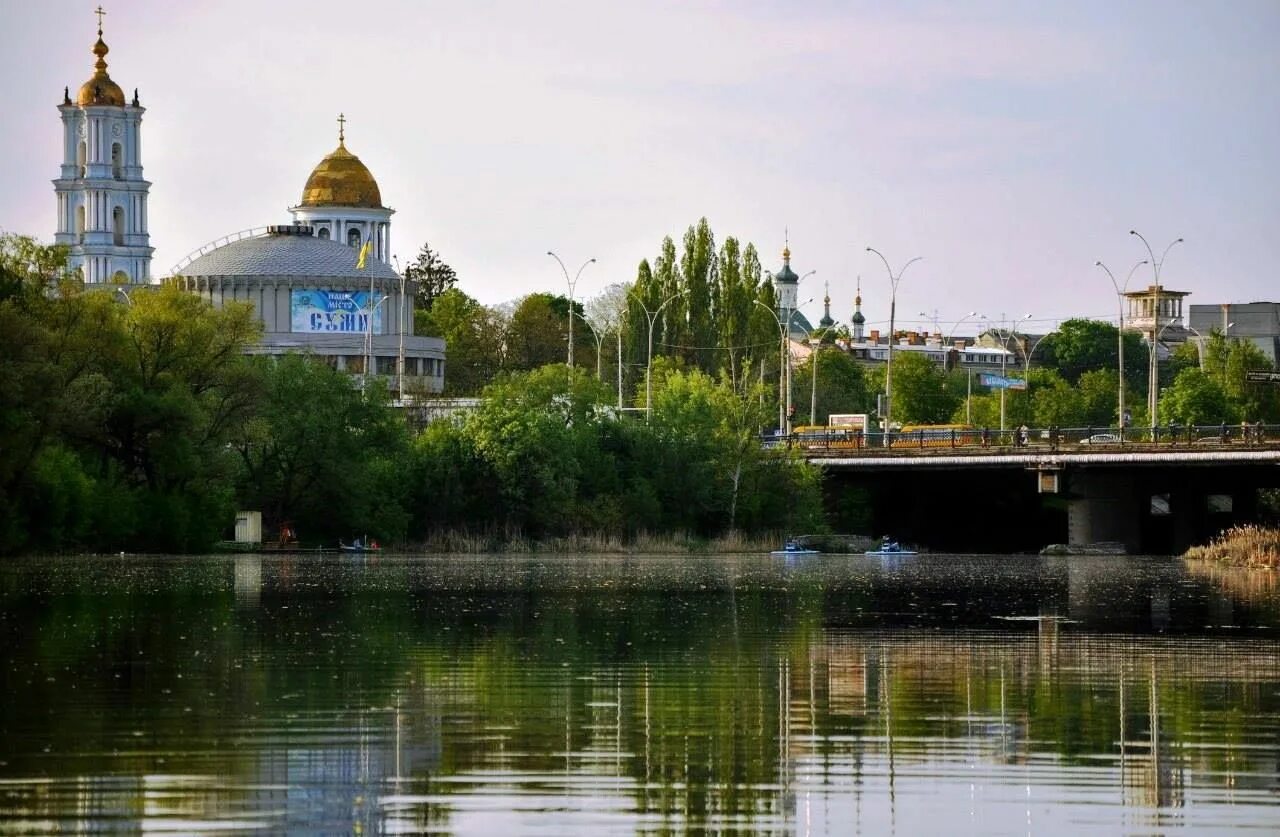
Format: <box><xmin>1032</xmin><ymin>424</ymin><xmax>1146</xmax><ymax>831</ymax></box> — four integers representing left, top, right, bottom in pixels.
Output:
<box><xmin>681</xmin><ymin>218</ymin><xmax>717</xmax><ymax>373</ymax></box>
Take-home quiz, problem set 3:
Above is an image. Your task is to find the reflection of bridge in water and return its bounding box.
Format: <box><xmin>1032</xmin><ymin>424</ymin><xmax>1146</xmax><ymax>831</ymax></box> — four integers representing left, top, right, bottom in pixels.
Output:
<box><xmin>803</xmin><ymin>431</ymin><xmax>1280</xmax><ymax>554</ymax></box>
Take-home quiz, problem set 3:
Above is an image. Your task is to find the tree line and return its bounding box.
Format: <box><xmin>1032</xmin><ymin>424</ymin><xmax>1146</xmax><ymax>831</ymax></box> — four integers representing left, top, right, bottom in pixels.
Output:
<box><xmin>0</xmin><ymin>233</ymin><xmax>821</xmax><ymax>554</ymax></box>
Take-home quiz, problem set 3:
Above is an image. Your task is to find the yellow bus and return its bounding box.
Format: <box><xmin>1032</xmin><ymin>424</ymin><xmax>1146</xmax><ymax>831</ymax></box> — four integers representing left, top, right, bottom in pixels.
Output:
<box><xmin>890</xmin><ymin>424</ymin><xmax>975</xmax><ymax>448</ymax></box>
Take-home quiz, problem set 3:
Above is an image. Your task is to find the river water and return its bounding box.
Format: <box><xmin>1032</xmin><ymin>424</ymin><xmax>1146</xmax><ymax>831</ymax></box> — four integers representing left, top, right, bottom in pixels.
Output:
<box><xmin>1</xmin><ymin>553</ymin><xmax>1277</xmax><ymax>835</ymax></box>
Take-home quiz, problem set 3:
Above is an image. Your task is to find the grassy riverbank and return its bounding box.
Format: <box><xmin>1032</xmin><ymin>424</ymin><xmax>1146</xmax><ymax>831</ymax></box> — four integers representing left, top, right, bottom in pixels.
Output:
<box><xmin>1183</xmin><ymin>525</ymin><xmax>1280</xmax><ymax>569</ymax></box>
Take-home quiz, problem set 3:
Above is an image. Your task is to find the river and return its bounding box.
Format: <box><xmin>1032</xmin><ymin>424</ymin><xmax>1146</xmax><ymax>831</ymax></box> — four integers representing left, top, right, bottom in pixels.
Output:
<box><xmin>1</xmin><ymin>553</ymin><xmax>1277</xmax><ymax>834</ymax></box>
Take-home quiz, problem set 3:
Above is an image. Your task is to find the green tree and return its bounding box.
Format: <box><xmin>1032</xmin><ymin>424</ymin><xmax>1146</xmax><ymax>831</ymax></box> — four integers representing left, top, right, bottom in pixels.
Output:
<box><xmin>681</xmin><ymin>218</ymin><xmax>717</xmax><ymax>373</ymax></box>
<box><xmin>404</xmin><ymin>241</ymin><xmax>458</xmax><ymax>311</ymax></box>
<box><xmin>415</xmin><ymin>288</ymin><xmax>504</xmax><ymax>395</ymax></box>
<box><xmin>1158</xmin><ymin>367</ymin><xmax>1235</xmax><ymax>426</ymax></box>
<box><xmin>790</xmin><ymin>347</ymin><xmax>872</xmax><ymax>425</ymax></box>
<box><xmin>1039</xmin><ymin>318</ymin><xmax>1148</xmax><ymax>394</ymax></box>
<box><xmin>234</xmin><ymin>354</ymin><xmax>411</xmax><ymax>545</ymax></box>
<box><xmin>888</xmin><ymin>352</ymin><xmax>959</xmax><ymax>424</ymax></box>
<box><xmin>505</xmin><ymin>292</ymin><xmax>569</xmax><ymax>371</ymax></box>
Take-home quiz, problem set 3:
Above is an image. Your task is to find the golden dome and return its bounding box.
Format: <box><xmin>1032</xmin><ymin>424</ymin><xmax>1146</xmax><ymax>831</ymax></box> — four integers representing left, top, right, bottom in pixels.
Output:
<box><xmin>77</xmin><ymin>29</ymin><xmax>126</xmax><ymax>107</ymax></box>
<box><xmin>300</xmin><ymin>118</ymin><xmax>383</xmax><ymax>209</ymax></box>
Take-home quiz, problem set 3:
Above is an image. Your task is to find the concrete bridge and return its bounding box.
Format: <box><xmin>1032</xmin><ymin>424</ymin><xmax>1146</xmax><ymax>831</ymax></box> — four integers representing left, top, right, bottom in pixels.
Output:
<box><xmin>800</xmin><ymin>427</ymin><xmax>1280</xmax><ymax>554</ymax></box>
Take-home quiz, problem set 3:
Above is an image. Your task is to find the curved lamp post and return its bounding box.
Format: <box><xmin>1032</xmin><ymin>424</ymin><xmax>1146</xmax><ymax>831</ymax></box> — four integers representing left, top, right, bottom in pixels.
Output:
<box><xmin>630</xmin><ymin>287</ymin><xmax>686</xmax><ymax>420</ymax></box>
<box><xmin>1129</xmin><ymin>231</ymin><xmax>1183</xmax><ymax>432</ymax></box>
<box><xmin>866</xmin><ymin>248</ymin><xmax>922</xmax><ymax>436</ymax></box>
<box><xmin>547</xmin><ymin>252</ymin><xmax>596</xmax><ymax>370</ymax></box>
<box><xmin>808</xmin><ymin>321</ymin><xmax>841</xmax><ymax>427</ymax></box>
<box><xmin>572</xmin><ymin>310</ymin><xmax>606</xmax><ymax>379</ymax></box>
<box><xmin>1095</xmin><ymin>259</ymin><xmax>1147</xmax><ymax>430</ymax></box>
<box><xmin>754</xmin><ymin>298</ymin><xmax>812</xmax><ymax>434</ymax></box>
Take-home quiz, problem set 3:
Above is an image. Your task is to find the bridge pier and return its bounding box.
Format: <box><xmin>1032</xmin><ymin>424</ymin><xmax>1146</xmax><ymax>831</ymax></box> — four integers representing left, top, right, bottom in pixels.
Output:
<box><xmin>1066</xmin><ymin>472</ymin><xmax>1142</xmax><ymax>552</ymax></box>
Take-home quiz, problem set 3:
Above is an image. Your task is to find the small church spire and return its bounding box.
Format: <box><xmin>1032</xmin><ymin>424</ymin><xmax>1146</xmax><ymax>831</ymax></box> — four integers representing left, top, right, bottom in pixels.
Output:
<box><xmin>850</xmin><ymin>276</ymin><xmax>866</xmax><ymax>341</ymax></box>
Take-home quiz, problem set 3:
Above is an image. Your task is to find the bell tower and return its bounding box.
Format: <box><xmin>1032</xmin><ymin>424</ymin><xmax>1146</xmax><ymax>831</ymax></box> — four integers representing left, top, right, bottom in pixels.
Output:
<box><xmin>53</xmin><ymin>7</ymin><xmax>153</xmax><ymax>284</ymax></box>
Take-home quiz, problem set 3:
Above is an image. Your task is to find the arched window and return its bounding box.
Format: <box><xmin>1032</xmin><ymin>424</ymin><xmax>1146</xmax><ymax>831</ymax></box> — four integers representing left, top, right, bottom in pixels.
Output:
<box><xmin>111</xmin><ymin>270</ymin><xmax>130</xmax><ymax>285</ymax></box>
<box><xmin>75</xmin><ymin>205</ymin><xmax>86</xmax><ymax>242</ymax></box>
<box><xmin>317</xmin><ymin>227</ymin><xmax>330</xmax><ymax>240</ymax></box>
<box><xmin>347</xmin><ymin>228</ymin><xmax>361</xmax><ymax>248</ymax></box>
<box><xmin>77</xmin><ymin>140</ymin><xmax>87</xmax><ymax>178</ymax></box>
<box><xmin>112</xmin><ymin>206</ymin><xmax>125</xmax><ymax>246</ymax></box>
<box><xmin>111</xmin><ymin>142</ymin><xmax>123</xmax><ymax>179</ymax></box>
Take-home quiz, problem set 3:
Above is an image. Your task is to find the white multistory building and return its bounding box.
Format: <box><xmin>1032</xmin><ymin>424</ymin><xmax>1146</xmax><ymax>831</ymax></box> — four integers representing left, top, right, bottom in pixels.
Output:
<box><xmin>52</xmin><ymin>14</ymin><xmax>152</xmax><ymax>284</ymax></box>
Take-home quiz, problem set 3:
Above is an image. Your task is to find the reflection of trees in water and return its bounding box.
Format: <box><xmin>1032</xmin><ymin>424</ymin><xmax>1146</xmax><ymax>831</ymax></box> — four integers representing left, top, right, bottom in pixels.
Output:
<box><xmin>3</xmin><ymin>556</ymin><xmax>1279</xmax><ymax>832</ymax></box>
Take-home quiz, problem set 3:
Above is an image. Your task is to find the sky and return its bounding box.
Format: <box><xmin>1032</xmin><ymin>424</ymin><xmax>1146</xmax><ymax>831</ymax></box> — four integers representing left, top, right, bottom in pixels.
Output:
<box><xmin>2</xmin><ymin>0</ymin><xmax>1277</xmax><ymax>335</ymax></box>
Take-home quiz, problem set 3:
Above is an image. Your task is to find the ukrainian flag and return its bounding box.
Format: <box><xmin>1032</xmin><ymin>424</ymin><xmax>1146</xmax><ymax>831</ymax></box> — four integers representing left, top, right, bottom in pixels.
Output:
<box><xmin>356</xmin><ymin>239</ymin><xmax>373</xmax><ymax>270</ymax></box>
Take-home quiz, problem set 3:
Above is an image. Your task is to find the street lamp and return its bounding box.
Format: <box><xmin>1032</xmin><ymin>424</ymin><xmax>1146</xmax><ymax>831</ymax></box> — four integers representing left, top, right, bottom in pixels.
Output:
<box><xmin>573</xmin><ymin>310</ymin><xmax>605</xmax><ymax>379</ymax></box>
<box><xmin>113</xmin><ymin>286</ymin><xmax>132</xmax><ymax>306</ymax></box>
<box><xmin>547</xmin><ymin>252</ymin><xmax>596</xmax><ymax>370</ymax></box>
<box><xmin>1130</xmin><ymin>230</ymin><xmax>1183</xmax><ymax>432</ymax></box>
<box><xmin>996</xmin><ymin>313</ymin><xmax>1031</xmax><ymax>431</ymax></box>
<box><xmin>808</xmin><ymin>321</ymin><xmax>841</xmax><ymax>428</ymax></box>
<box><xmin>754</xmin><ymin>298</ymin><xmax>812</xmax><ymax>434</ymax></box>
<box><xmin>394</xmin><ymin>255</ymin><xmax>407</xmax><ymax>400</ymax></box>
<box><xmin>363</xmin><ymin>291</ymin><xmax>390</xmax><ymax>395</ymax></box>
<box><xmin>866</xmin><ymin>248</ymin><xmax>922</xmax><ymax>436</ymax></box>
<box><xmin>629</xmin><ymin>287</ymin><xmax>686</xmax><ymax>420</ymax></box>
<box><xmin>1095</xmin><ymin>259</ymin><xmax>1148</xmax><ymax>431</ymax></box>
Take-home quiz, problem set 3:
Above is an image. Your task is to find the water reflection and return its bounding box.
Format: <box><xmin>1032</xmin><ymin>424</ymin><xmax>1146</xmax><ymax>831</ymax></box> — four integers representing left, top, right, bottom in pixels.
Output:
<box><xmin>0</xmin><ymin>554</ymin><xmax>1276</xmax><ymax>833</ymax></box>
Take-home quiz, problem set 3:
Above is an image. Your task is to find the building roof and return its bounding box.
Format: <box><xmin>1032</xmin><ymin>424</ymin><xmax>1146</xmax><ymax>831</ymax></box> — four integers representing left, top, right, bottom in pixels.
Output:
<box><xmin>176</xmin><ymin>226</ymin><xmax>399</xmax><ymax>280</ymax></box>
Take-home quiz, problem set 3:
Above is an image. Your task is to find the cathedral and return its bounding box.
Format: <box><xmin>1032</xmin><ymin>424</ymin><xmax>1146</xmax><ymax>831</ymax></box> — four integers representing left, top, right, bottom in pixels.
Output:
<box><xmin>53</xmin><ymin>11</ymin><xmax>444</xmax><ymax>394</ymax></box>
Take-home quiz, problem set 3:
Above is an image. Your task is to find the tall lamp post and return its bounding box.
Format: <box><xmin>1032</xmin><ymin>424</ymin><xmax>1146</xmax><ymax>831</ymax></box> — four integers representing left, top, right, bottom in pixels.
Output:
<box><xmin>547</xmin><ymin>252</ymin><xmax>596</xmax><ymax>370</ymax></box>
<box><xmin>997</xmin><ymin>313</ymin><xmax>1031</xmax><ymax>431</ymax></box>
<box><xmin>754</xmin><ymin>299</ymin><xmax>812</xmax><ymax>434</ymax></box>
<box><xmin>1095</xmin><ymin>258</ymin><xmax>1148</xmax><ymax>431</ymax></box>
<box><xmin>1129</xmin><ymin>231</ymin><xmax>1183</xmax><ymax>432</ymax></box>
<box><xmin>630</xmin><ymin>288</ymin><xmax>686</xmax><ymax>420</ymax></box>
<box><xmin>866</xmin><ymin>248</ymin><xmax>922</xmax><ymax>436</ymax></box>
<box><xmin>573</xmin><ymin>310</ymin><xmax>605</xmax><ymax>379</ymax></box>
<box><xmin>808</xmin><ymin>322</ymin><xmax>841</xmax><ymax>427</ymax></box>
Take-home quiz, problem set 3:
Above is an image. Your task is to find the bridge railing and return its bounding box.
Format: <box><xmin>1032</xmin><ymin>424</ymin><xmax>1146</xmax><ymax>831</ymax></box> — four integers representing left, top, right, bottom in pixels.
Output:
<box><xmin>776</xmin><ymin>422</ymin><xmax>1280</xmax><ymax>456</ymax></box>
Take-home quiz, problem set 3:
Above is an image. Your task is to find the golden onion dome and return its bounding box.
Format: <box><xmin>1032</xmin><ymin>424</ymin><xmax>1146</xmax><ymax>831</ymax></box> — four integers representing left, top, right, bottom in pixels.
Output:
<box><xmin>77</xmin><ymin>29</ymin><xmax>126</xmax><ymax>107</ymax></box>
<box><xmin>300</xmin><ymin>118</ymin><xmax>384</xmax><ymax>208</ymax></box>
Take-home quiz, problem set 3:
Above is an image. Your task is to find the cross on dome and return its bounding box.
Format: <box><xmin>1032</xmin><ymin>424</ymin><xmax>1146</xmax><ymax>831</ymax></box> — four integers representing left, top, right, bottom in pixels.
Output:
<box><xmin>337</xmin><ymin>112</ymin><xmax>346</xmax><ymax>144</ymax></box>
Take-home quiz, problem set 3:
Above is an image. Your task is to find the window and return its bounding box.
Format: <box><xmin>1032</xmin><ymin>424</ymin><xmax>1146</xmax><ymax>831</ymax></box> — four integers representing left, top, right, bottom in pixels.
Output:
<box><xmin>347</xmin><ymin>228</ymin><xmax>361</xmax><ymax>248</ymax></box>
<box><xmin>77</xmin><ymin>140</ymin><xmax>87</xmax><ymax>178</ymax></box>
<box><xmin>112</xmin><ymin>206</ymin><xmax>125</xmax><ymax>245</ymax></box>
<box><xmin>317</xmin><ymin>227</ymin><xmax>330</xmax><ymax>240</ymax></box>
<box><xmin>111</xmin><ymin>142</ymin><xmax>123</xmax><ymax>179</ymax></box>
<box><xmin>75</xmin><ymin>205</ymin><xmax>86</xmax><ymax>242</ymax></box>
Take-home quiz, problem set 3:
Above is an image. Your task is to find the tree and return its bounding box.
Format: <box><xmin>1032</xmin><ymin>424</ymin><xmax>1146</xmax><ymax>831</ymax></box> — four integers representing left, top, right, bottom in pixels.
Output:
<box><xmin>1159</xmin><ymin>368</ymin><xmax>1235</xmax><ymax>426</ymax></box>
<box><xmin>234</xmin><ymin>354</ymin><xmax>411</xmax><ymax>544</ymax></box>
<box><xmin>403</xmin><ymin>241</ymin><xmax>458</xmax><ymax>311</ymax></box>
<box><xmin>1039</xmin><ymin>318</ymin><xmax>1148</xmax><ymax>394</ymax></box>
<box><xmin>790</xmin><ymin>347</ymin><xmax>872</xmax><ymax>425</ymax></box>
<box><xmin>504</xmin><ymin>292</ymin><xmax>569</xmax><ymax>372</ymax></box>
<box><xmin>681</xmin><ymin>218</ymin><xmax>717</xmax><ymax>373</ymax></box>
<box><xmin>887</xmin><ymin>352</ymin><xmax>960</xmax><ymax>424</ymax></box>
<box><xmin>415</xmin><ymin>288</ymin><xmax>504</xmax><ymax>395</ymax></box>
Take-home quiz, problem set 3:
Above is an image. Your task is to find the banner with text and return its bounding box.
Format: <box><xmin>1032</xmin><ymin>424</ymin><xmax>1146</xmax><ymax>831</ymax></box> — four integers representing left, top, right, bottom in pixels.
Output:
<box><xmin>979</xmin><ymin>373</ymin><xmax>1027</xmax><ymax>390</ymax></box>
<box><xmin>291</xmin><ymin>290</ymin><xmax>382</xmax><ymax>334</ymax></box>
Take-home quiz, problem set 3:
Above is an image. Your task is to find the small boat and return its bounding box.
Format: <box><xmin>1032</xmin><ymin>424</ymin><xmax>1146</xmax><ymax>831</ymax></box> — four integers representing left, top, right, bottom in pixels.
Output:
<box><xmin>339</xmin><ymin>539</ymin><xmax>382</xmax><ymax>553</ymax></box>
<box><xmin>866</xmin><ymin>540</ymin><xmax>916</xmax><ymax>556</ymax></box>
<box><xmin>771</xmin><ymin>540</ymin><xmax>820</xmax><ymax>557</ymax></box>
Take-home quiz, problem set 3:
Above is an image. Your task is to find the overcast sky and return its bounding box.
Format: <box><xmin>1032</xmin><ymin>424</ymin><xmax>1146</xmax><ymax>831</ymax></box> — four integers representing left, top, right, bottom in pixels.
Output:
<box><xmin>3</xmin><ymin>0</ymin><xmax>1277</xmax><ymax>334</ymax></box>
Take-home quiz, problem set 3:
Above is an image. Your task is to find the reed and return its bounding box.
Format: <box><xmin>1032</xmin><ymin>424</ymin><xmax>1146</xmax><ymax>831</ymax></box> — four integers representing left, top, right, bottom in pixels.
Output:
<box><xmin>1183</xmin><ymin>524</ymin><xmax>1280</xmax><ymax>569</ymax></box>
